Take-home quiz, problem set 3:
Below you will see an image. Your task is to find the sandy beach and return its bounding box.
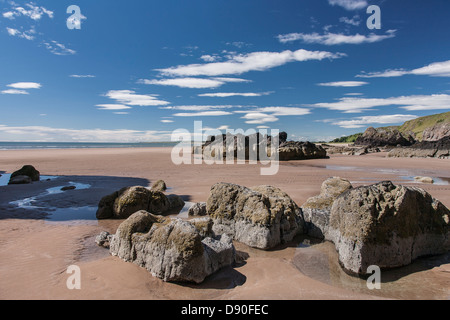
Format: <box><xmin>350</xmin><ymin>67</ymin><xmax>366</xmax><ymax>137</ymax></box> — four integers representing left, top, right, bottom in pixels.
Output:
<box><xmin>0</xmin><ymin>147</ymin><xmax>449</xmax><ymax>300</ymax></box>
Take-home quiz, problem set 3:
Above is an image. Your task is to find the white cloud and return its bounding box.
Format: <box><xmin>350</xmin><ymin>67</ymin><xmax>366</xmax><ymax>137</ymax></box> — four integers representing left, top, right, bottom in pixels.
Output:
<box><xmin>104</xmin><ymin>90</ymin><xmax>170</xmax><ymax>106</ymax></box>
<box><xmin>70</xmin><ymin>75</ymin><xmax>96</xmax><ymax>78</ymax></box>
<box><xmin>328</xmin><ymin>114</ymin><xmax>419</xmax><ymax>129</ymax></box>
<box><xmin>328</xmin><ymin>0</ymin><xmax>368</xmax><ymax>11</ymax></box>
<box><xmin>156</xmin><ymin>49</ymin><xmax>345</xmax><ymax>77</ymax></box>
<box><xmin>339</xmin><ymin>15</ymin><xmax>361</xmax><ymax>26</ymax></box>
<box><xmin>357</xmin><ymin>60</ymin><xmax>450</xmax><ymax>78</ymax></box>
<box><xmin>318</xmin><ymin>81</ymin><xmax>368</xmax><ymax>87</ymax></box>
<box><xmin>1</xmin><ymin>89</ymin><xmax>29</xmax><ymax>95</ymax></box>
<box><xmin>173</xmin><ymin>111</ymin><xmax>233</xmax><ymax>117</ymax></box>
<box><xmin>241</xmin><ymin>112</ymin><xmax>279</xmax><ymax>124</ymax></box>
<box><xmin>96</xmin><ymin>104</ymin><xmax>132</xmax><ymax>110</ymax></box>
<box><xmin>253</xmin><ymin>107</ymin><xmax>311</xmax><ymax>116</ymax></box>
<box><xmin>198</xmin><ymin>92</ymin><xmax>271</xmax><ymax>98</ymax></box>
<box><xmin>6</xmin><ymin>27</ymin><xmax>35</xmax><ymax>40</ymax></box>
<box><xmin>310</xmin><ymin>94</ymin><xmax>450</xmax><ymax>113</ymax></box>
<box><xmin>0</xmin><ymin>125</ymin><xmax>172</xmax><ymax>142</ymax></box>
<box><xmin>141</xmin><ymin>78</ymin><xmax>232</xmax><ymax>89</ymax></box>
<box><xmin>161</xmin><ymin>119</ymin><xmax>174</xmax><ymax>123</ymax></box>
<box><xmin>200</xmin><ymin>55</ymin><xmax>219</xmax><ymax>62</ymax></box>
<box><xmin>161</xmin><ymin>105</ymin><xmax>236</xmax><ymax>111</ymax></box>
<box><xmin>7</xmin><ymin>82</ymin><xmax>41</xmax><ymax>89</ymax></box>
<box><xmin>43</xmin><ymin>40</ymin><xmax>76</xmax><ymax>56</ymax></box>
<box><xmin>277</xmin><ymin>30</ymin><xmax>396</xmax><ymax>45</ymax></box>
<box><xmin>3</xmin><ymin>3</ymin><xmax>54</xmax><ymax>20</ymax></box>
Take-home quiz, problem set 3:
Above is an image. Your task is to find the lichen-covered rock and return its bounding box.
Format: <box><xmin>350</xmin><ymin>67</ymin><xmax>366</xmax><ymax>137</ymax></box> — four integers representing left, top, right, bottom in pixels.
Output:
<box><xmin>206</xmin><ymin>183</ymin><xmax>304</xmax><ymax>249</ymax></box>
<box><xmin>151</xmin><ymin>179</ymin><xmax>167</xmax><ymax>192</ymax></box>
<box><xmin>109</xmin><ymin>211</ymin><xmax>235</xmax><ymax>283</ymax></box>
<box><xmin>327</xmin><ymin>181</ymin><xmax>450</xmax><ymax>275</ymax></box>
<box><xmin>188</xmin><ymin>202</ymin><xmax>207</xmax><ymax>216</ymax></box>
<box><xmin>96</xmin><ymin>186</ymin><xmax>172</xmax><ymax>219</ymax></box>
<box><xmin>9</xmin><ymin>165</ymin><xmax>40</xmax><ymax>184</ymax></box>
<box><xmin>278</xmin><ymin>141</ymin><xmax>327</xmax><ymax>161</ymax></box>
<box><xmin>301</xmin><ymin>177</ymin><xmax>353</xmax><ymax>239</ymax></box>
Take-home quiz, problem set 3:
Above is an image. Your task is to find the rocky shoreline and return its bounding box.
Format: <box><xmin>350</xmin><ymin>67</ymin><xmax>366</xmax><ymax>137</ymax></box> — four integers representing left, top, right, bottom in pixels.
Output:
<box><xmin>96</xmin><ymin>177</ymin><xmax>449</xmax><ymax>282</ymax></box>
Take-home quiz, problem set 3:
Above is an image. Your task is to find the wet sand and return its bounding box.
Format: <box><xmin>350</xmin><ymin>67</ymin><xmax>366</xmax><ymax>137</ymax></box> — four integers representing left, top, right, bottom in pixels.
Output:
<box><xmin>0</xmin><ymin>147</ymin><xmax>449</xmax><ymax>300</ymax></box>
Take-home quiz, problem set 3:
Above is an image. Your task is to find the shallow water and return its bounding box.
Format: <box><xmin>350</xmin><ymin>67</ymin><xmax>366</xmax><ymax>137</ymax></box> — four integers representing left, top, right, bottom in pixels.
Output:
<box><xmin>293</xmin><ymin>241</ymin><xmax>450</xmax><ymax>300</ymax></box>
<box><xmin>0</xmin><ymin>174</ymin><xmax>58</xmax><ymax>187</ymax></box>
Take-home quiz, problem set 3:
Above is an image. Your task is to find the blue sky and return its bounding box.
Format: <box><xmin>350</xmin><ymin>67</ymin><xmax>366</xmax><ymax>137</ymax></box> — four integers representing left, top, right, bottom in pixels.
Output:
<box><xmin>1</xmin><ymin>0</ymin><xmax>450</xmax><ymax>142</ymax></box>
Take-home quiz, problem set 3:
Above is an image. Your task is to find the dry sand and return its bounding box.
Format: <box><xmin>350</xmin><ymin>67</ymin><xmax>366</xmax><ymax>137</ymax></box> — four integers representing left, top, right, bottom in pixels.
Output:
<box><xmin>0</xmin><ymin>147</ymin><xmax>449</xmax><ymax>300</ymax></box>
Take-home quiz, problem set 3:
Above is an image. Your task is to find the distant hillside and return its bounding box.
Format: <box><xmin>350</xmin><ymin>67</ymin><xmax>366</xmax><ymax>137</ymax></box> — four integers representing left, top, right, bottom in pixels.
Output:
<box><xmin>397</xmin><ymin>111</ymin><xmax>450</xmax><ymax>141</ymax></box>
<box><xmin>330</xmin><ymin>133</ymin><xmax>363</xmax><ymax>143</ymax></box>
<box><xmin>330</xmin><ymin>111</ymin><xmax>450</xmax><ymax>144</ymax></box>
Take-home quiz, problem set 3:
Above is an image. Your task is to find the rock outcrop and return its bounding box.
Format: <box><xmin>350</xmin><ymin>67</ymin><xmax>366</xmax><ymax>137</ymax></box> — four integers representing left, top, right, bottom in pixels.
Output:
<box><xmin>96</xmin><ymin>186</ymin><xmax>172</xmax><ymax>219</ymax></box>
<box><xmin>109</xmin><ymin>211</ymin><xmax>235</xmax><ymax>283</ymax></box>
<box><xmin>321</xmin><ymin>144</ymin><xmax>380</xmax><ymax>156</ymax></box>
<box><xmin>301</xmin><ymin>177</ymin><xmax>353</xmax><ymax>239</ymax></box>
<box><xmin>422</xmin><ymin>122</ymin><xmax>450</xmax><ymax>142</ymax></box>
<box><xmin>206</xmin><ymin>183</ymin><xmax>304</xmax><ymax>249</ymax></box>
<box><xmin>326</xmin><ymin>181</ymin><xmax>450</xmax><ymax>275</ymax></box>
<box><xmin>388</xmin><ymin>136</ymin><xmax>450</xmax><ymax>159</ymax></box>
<box><xmin>355</xmin><ymin>127</ymin><xmax>415</xmax><ymax>147</ymax></box>
<box><xmin>9</xmin><ymin>165</ymin><xmax>40</xmax><ymax>184</ymax></box>
<box><xmin>278</xmin><ymin>141</ymin><xmax>327</xmax><ymax>161</ymax></box>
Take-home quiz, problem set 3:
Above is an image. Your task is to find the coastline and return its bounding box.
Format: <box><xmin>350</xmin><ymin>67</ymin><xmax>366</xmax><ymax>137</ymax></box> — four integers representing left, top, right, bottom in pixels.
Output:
<box><xmin>0</xmin><ymin>147</ymin><xmax>449</xmax><ymax>300</ymax></box>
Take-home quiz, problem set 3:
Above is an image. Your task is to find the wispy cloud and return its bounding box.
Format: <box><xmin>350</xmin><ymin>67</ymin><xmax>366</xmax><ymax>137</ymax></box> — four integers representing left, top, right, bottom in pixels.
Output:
<box><xmin>339</xmin><ymin>15</ymin><xmax>361</xmax><ymax>26</ymax></box>
<box><xmin>328</xmin><ymin>0</ymin><xmax>368</xmax><ymax>11</ymax></box>
<box><xmin>156</xmin><ymin>49</ymin><xmax>345</xmax><ymax>77</ymax></box>
<box><xmin>237</xmin><ymin>107</ymin><xmax>311</xmax><ymax>124</ymax></box>
<box><xmin>6</xmin><ymin>27</ymin><xmax>35</xmax><ymax>40</ymax></box>
<box><xmin>161</xmin><ymin>105</ymin><xmax>237</xmax><ymax>111</ymax></box>
<box><xmin>2</xmin><ymin>3</ymin><xmax>54</xmax><ymax>20</ymax></box>
<box><xmin>70</xmin><ymin>74</ymin><xmax>96</xmax><ymax>78</ymax></box>
<box><xmin>277</xmin><ymin>30</ymin><xmax>396</xmax><ymax>45</ymax></box>
<box><xmin>1</xmin><ymin>89</ymin><xmax>29</xmax><ymax>95</ymax></box>
<box><xmin>324</xmin><ymin>114</ymin><xmax>419</xmax><ymax>129</ymax></box>
<box><xmin>7</xmin><ymin>82</ymin><xmax>41</xmax><ymax>89</ymax></box>
<box><xmin>104</xmin><ymin>90</ymin><xmax>170</xmax><ymax>107</ymax></box>
<box><xmin>173</xmin><ymin>111</ymin><xmax>233</xmax><ymax>117</ymax></box>
<box><xmin>318</xmin><ymin>81</ymin><xmax>368</xmax><ymax>87</ymax></box>
<box><xmin>198</xmin><ymin>92</ymin><xmax>272</xmax><ymax>98</ymax></box>
<box><xmin>357</xmin><ymin>60</ymin><xmax>450</xmax><ymax>78</ymax></box>
<box><xmin>0</xmin><ymin>125</ymin><xmax>172</xmax><ymax>142</ymax></box>
<box><xmin>310</xmin><ymin>94</ymin><xmax>450</xmax><ymax>113</ymax></box>
<box><xmin>140</xmin><ymin>77</ymin><xmax>250</xmax><ymax>89</ymax></box>
<box><xmin>96</xmin><ymin>104</ymin><xmax>132</xmax><ymax>111</ymax></box>
<box><xmin>43</xmin><ymin>40</ymin><xmax>76</xmax><ymax>56</ymax></box>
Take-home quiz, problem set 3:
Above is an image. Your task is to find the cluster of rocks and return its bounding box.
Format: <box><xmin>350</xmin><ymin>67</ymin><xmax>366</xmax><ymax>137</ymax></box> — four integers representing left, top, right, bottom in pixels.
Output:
<box><xmin>321</xmin><ymin>144</ymin><xmax>381</xmax><ymax>156</ymax></box>
<box><xmin>196</xmin><ymin>132</ymin><xmax>328</xmax><ymax>161</ymax></box>
<box><xmin>8</xmin><ymin>165</ymin><xmax>40</xmax><ymax>185</ymax></box>
<box><xmin>388</xmin><ymin>136</ymin><xmax>450</xmax><ymax>159</ymax></box>
<box><xmin>97</xmin><ymin>177</ymin><xmax>449</xmax><ymax>282</ymax></box>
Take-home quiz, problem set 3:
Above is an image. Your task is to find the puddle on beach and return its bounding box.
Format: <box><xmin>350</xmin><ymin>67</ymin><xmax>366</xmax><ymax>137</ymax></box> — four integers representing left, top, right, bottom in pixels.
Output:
<box><xmin>7</xmin><ymin>180</ymin><xmax>97</xmax><ymax>225</ymax></box>
<box><xmin>0</xmin><ymin>174</ymin><xmax>58</xmax><ymax>187</ymax></box>
<box><xmin>293</xmin><ymin>240</ymin><xmax>450</xmax><ymax>300</ymax></box>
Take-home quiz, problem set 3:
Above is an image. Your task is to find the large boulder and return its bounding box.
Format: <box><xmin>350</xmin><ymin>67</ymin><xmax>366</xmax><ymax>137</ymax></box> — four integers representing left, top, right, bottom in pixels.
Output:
<box><xmin>109</xmin><ymin>211</ymin><xmax>235</xmax><ymax>283</ymax></box>
<box><xmin>206</xmin><ymin>183</ymin><xmax>304</xmax><ymax>249</ymax></box>
<box><xmin>327</xmin><ymin>181</ymin><xmax>450</xmax><ymax>275</ymax></box>
<box><xmin>278</xmin><ymin>141</ymin><xmax>327</xmax><ymax>161</ymax></box>
<box><xmin>355</xmin><ymin>127</ymin><xmax>415</xmax><ymax>147</ymax></box>
<box><xmin>9</xmin><ymin>165</ymin><xmax>40</xmax><ymax>184</ymax></box>
<box><xmin>301</xmin><ymin>177</ymin><xmax>353</xmax><ymax>239</ymax></box>
<box><xmin>96</xmin><ymin>186</ymin><xmax>171</xmax><ymax>219</ymax></box>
